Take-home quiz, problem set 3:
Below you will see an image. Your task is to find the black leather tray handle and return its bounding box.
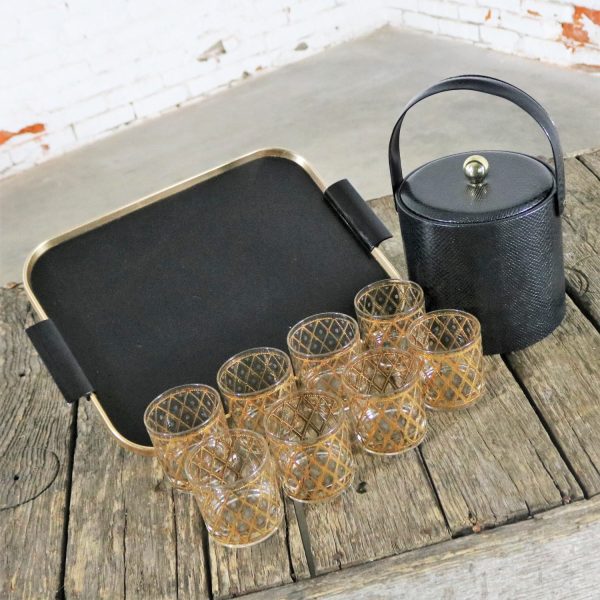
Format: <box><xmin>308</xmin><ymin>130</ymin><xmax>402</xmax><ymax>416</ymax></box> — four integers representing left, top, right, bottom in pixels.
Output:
<box><xmin>27</xmin><ymin>319</ymin><xmax>94</xmax><ymax>403</ymax></box>
<box><xmin>324</xmin><ymin>179</ymin><xmax>392</xmax><ymax>251</ymax></box>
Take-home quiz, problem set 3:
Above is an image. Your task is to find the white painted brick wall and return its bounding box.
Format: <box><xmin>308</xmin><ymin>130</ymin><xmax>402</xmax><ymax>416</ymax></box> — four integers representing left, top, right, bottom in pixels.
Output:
<box><xmin>2</xmin><ymin>0</ymin><xmax>599</xmax><ymax>179</ymax></box>
<box><xmin>387</xmin><ymin>1</ymin><xmax>600</xmax><ymax>72</ymax></box>
<box><xmin>0</xmin><ymin>0</ymin><xmax>386</xmax><ymax>178</ymax></box>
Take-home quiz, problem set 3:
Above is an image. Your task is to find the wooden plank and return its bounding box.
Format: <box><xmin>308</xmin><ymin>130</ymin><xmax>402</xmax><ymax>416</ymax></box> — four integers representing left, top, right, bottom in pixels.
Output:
<box><xmin>301</xmin><ymin>449</ymin><xmax>450</xmax><ymax>574</ymax></box>
<box><xmin>64</xmin><ymin>400</ymin><xmax>190</xmax><ymax>599</ymax></box>
<box><xmin>579</xmin><ymin>147</ymin><xmax>600</xmax><ymax>179</ymax></box>
<box><xmin>177</xmin><ymin>482</ymin><xmax>308</xmax><ymax>600</ymax></box>
<box><xmin>173</xmin><ymin>492</ymin><xmax>211</xmax><ymax>600</ymax></box>
<box><xmin>65</xmin><ymin>382</ymin><xmax>304</xmax><ymax>600</ymax></box>
<box><xmin>505</xmin><ymin>297</ymin><xmax>600</xmax><ymax>497</ymax></box>
<box><xmin>284</xmin><ymin>498</ymin><xmax>312</xmax><ymax>582</ymax></box>
<box><xmin>502</xmin><ymin>153</ymin><xmax>600</xmax><ymax>497</ymax></box>
<box><xmin>565</xmin><ymin>151</ymin><xmax>600</xmax><ymax>327</ymax></box>
<box><xmin>367</xmin><ymin>197</ymin><xmax>582</xmax><ymax>535</ymax></box>
<box><xmin>245</xmin><ymin>494</ymin><xmax>600</xmax><ymax>600</ymax></box>
<box><xmin>0</xmin><ymin>287</ymin><xmax>75</xmax><ymax>599</ymax></box>
<box><xmin>209</xmin><ymin>507</ymin><xmax>297</xmax><ymax>599</ymax></box>
<box><xmin>422</xmin><ymin>355</ymin><xmax>582</xmax><ymax>534</ymax></box>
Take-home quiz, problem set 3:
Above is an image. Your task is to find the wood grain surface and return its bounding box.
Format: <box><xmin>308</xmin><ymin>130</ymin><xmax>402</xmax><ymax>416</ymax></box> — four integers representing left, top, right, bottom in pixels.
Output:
<box><xmin>369</xmin><ymin>196</ymin><xmax>583</xmax><ymax>535</ymax></box>
<box><xmin>64</xmin><ymin>400</ymin><xmax>184</xmax><ymax>599</ymax></box>
<box><xmin>564</xmin><ymin>152</ymin><xmax>600</xmax><ymax>328</ymax></box>
<box><xmin>299</xmin><ymin>449</ymin><xmax>450</xmax><ymax>575</ymax></box>
<box><xmin>0</xmin><ymin>286</ymin><xmax>75</xmax><ymax>600</ymax></box>
<box><xmin>505</xmin><ymin>298</ymin><xmax>600</xmax><ymax>498</ymax></box>
<box><xmin>65</xmin><ymin>401</ymin><xmax>302</xmax><ymax>600</ymax></box>
<box><xmin>244</xmin><ymin>494</ymin><xmax>600</xmax><ymax>600</ymax></box>
<box><xmin>2</xmin><ymin>149</ymin><xmax>600</xmax><ymax>599</ymax></box>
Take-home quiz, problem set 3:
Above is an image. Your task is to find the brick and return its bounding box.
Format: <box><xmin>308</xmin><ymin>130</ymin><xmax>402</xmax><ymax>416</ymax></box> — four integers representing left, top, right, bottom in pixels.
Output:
<box><xmin>0</xmin><ymin>151</ymin><xmax>14</xmax><ymax>174</ymax></box>
<box><xmin>41</xmin><ymin>62</ymin><xmax>91</xmax><ymax>92</ymax></box>
<box><xmin>521</xmin><ymin>0</ymin><xmax>574</xmax><ymax>21</ymax></box>
<box><xmin>74</xmin><ymin>105</ymin><xmax>136</xmax><ymax>139</ymax></box>
<box><xmin>187</xmin><ymin>74</ymin><xmax>219</xmax><ymax>98</ymax></box>
<box><xmin>387</xmin><ymin>0</ymin><xmax>418</xmax><ymax>10</ymax></box>
<box><xmin>402</xmin><ymin>11</ymin><xmax>440</xmax><ymax>33</ymax></box>
<box><xmin>483</xmin><ymin>0</ymin><xmax>521</xmax><ymax>11</ymax></box>
<box><xmin>161</xmin><ymin>60</ymin><xmax>217</xmax><ymax>88</ymax></box>
<box><xmin>419</xmin><ymin>0</ymin><xmax>459</xmax><ymax>19</ymax></box>
<box><xmin>517</xmin><ymin>36</ymin><xmax>575</xmax><ymax>64</ymax></box>
<box><xmin>438</xmin><ymin>19</ymin><xmax>480</xmax><ymax>41</ymax></box>
<box><xmin>500</xmin><ymin>11</ymin><xmax>562</xmax><ymax>39</ymax></box>
<box><xmin>132</xmin><ymin>86</ymin><xmax>189</xmax><ymax>118</ymax></box>
<box><xmin>88</xmin><ymin>41</ymin><xmax>152</xmax><ymax>75</ymax></box>
<box><xmin>39</xmin><ymin>127</ymin><xmax>78</xmax><ymax>152</ymax></box>
<box><xmin>288</xmin><ymin>0</ymin><xmax>337</xmax><ymax>21</ymax></box>
<box><xmin>48</xmin><ymin>95</ymin><xmax>107</xmax><ymax>129</ymax></box>
<box><xmin>8</xmin><ymin>138</ymin><xmax>45</xmax><ymax>166</ymax></box>
<box><xmin>8</xmin><ymin>50</ymin><xmax>62</xmax><ymax>85</ymax></box>
<box><xmin>458</xmin><ymin>5</ymin><xmax>495</xmax><ymax>24</ymax></box>
<box><xmin>105</xmin><ymin>76</ymin><xmax>164</xmax><ymax>109</ymax></box>
<box><xmin>571</xmin><ymin>44</ymin><xmax>600</xmax><ymax>67</ymax></box>
<box><xmin>479</xmin><ymin>25</ymin><xmax>520</xmax><ymax>52</ymax></box>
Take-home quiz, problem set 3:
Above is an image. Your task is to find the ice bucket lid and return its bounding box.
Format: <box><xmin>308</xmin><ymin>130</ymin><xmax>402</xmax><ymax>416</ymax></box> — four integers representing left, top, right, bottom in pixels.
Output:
<box><xmin>398</xmin><ymin>150</ymin><xmax>555</xmax><ymax>224</ymax></box>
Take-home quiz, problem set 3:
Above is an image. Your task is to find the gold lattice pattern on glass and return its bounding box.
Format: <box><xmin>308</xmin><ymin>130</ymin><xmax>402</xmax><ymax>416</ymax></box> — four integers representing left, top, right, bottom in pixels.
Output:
<box><xmin>354</xmin><ymin>279</ymin><xmax>425</xmax><ymax>350</ymax></box>
<box><xmin>264</xmin><ymin>392</ymin><xmax>354</xmax><ymax>503</ymax></box>
<box><xmin>217</xmin><ymin>347</ymin><xmax>296</xmax><ymax>434</ymax></box>
<box><xmin>144</xmin><ymin>384</ymin><xmax>227</xmax><ymax>490</ymax></box>
<box><xmin>342</xmin><ymin>349</ymin><xmax>426</xmax><ymax>455</ymax></box>
<box><xmin>287</xmin><ymin>312</ymin><xmax>361</xmax><ymax>397</ymax></box>
<box><xmin>408</xmin><ymin>310</ymin><xmax>484</xmax><ymax>410</ymax></box>
<box><xmin>185</xmin><ymin>429</ymin><xmax>283</xmax><ymax>547</ymax></box>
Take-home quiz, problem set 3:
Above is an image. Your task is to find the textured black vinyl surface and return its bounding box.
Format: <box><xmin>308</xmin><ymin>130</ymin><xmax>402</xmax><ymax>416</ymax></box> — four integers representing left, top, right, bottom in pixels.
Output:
<box><xmin>30</xmin><ymin>156</ymin><xmax>387</xmax><ymax>445</ymax></box>
<box><xmin>400</xmin><ymin>151</ymin><xmax>555</xmax><ymax>223</ymax></box>
<box><xmin>397</xmin><ymin>191</ymin><xmax>565</xmax><ymax>355</ymax></box>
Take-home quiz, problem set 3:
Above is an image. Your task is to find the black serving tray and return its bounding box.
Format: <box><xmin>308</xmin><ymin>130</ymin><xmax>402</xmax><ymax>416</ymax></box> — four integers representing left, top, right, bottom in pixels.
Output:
<box><xmin>24</xmin><ymin>149</ymin><xmax>398</xmax><ymax>453</ymax></box>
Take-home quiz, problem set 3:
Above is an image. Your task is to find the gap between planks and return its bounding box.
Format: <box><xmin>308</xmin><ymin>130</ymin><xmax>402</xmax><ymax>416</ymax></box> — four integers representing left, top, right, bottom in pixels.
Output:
<box><xmin>243</xmin><ymin>493</ymin><xmax>600</xmax><ymax>600</ymax></box>
<box><xmin>4</xmin><ymin>149</ymin><xmax>600</xmax><ymax>599</ymax></box>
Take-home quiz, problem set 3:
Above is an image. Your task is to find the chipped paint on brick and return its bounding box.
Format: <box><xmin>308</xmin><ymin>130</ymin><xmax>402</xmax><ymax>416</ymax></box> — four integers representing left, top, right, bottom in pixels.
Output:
<box><xmin>484</xmin><ymin>9</ymin><xmax>492</xmax><ymax>21</ymax></box>
<box><xmin>527</xmin><ymin>9</ymin><xmax>541</xmax><ymax>17</ymax></box>
<box><xmin>562</xmin><ymin>22</ymin><xmax>590</xmax><ymax>45</ymax></box>
<box><xmin>562</xmin><ymin>6</ymin><xmax>600</xmax><ymax>51</ymax></box>
<box><xmin>0</xmin><ymin>123</ymin><xmax>45</xmax><ymax>146</ymax></box>
<box><xmin>574</xmin><ymin>6</ymin><xmax>600</xmax><ymax>27</ymax></box>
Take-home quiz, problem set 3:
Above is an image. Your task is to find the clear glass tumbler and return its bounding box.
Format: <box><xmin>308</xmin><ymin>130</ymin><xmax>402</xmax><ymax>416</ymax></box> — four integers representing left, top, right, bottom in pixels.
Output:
<box><xmin>217</xmin><ymin>347</ymin><xmax>296</xmax><ymax>434</ymax></box>
<box><xmin>144</xmin><ymin>384</ymin><xmax>228</xmax><ymax>490</ymax></box>
<box><xmin>286</xmin><ymin>312</ymin><xmax>361</xmax><ymax>399</ymax></box>
<box><xmin>185</xmin><ymin>429</ymin><xmax>283</xmax><ymax>547</ymax></box>
<box><xmin>342</xmin><ymin>349</ymin><xmax>427</xmax><ymax>455</ymax></box>
<box><xmin>354</xmin><ymin>279</ymin><xmax>425</xmax><ymax>350</ymax></box>
<box><xmin>408</xmin><ymin>309</ymin><xmax>485</xmax><ymax>410</ymax></box>
<box><xmin>264</xmin><ymin>392</ymin><xmax>355</xmax><ymax>503</ymax></box>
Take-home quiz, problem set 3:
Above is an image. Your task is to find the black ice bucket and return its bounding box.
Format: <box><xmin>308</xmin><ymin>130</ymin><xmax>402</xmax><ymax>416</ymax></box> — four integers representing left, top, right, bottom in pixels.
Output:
<box><xmin>389</xmin><ymin>74</ymin><xmax>566</xmax><ymax>355</ymax></box>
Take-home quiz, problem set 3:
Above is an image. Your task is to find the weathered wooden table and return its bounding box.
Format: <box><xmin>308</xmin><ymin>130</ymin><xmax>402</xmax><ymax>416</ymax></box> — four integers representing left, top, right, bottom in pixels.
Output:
<box><xmin>2</xmin><ymin>149</ymin><xmax>600</xmax><ymax>600</ymax></box>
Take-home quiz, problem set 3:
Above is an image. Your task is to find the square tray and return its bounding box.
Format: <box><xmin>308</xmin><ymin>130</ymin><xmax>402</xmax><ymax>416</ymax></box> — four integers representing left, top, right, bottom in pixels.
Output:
<box><xmin>24</xmin><ymin>149</ymin><xmax>398</xmax><ymax>453</ymax></box>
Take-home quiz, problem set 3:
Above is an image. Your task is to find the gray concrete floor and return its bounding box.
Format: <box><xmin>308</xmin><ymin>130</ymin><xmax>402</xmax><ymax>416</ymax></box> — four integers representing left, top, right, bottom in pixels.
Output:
<box><xmin>2</xmin><ymin>26</ymin><xmax>600</xmax><ymax>282</ymax></box>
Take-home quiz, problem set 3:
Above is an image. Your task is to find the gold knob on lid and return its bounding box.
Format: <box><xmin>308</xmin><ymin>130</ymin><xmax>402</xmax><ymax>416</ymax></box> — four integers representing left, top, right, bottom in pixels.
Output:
<box><xmin>463</xmin><ymin>155</ymin><xmax>489</xmax><ymax>186</ymax></box>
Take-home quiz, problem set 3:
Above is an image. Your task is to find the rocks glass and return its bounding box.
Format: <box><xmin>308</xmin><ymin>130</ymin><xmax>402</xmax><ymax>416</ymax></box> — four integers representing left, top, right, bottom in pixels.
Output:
<box><xmin>217</xmin><ymin>347</ymin><xmax>296</xmax><ymax>434</ymax></box>
<box><xmin>264</xmin><ymin>392</ymin><xmax>355</xmax><ymax>502</ymax></box>
<box><xmin>408</xmin><ymin>309</ymin><xmax>485</xmax><ymax>410</ymax></box>
<box><xmin>287</xmin><ymin>312</ymin><xmax>361</xmax><ymax>398</ymax></box>
<box><xmin>144</xmin><ymin>384</ymin><xmax>228</xmax><ymax>490</ymax></box>
<box><xmin>185</xmin><ymin>429</ymin><xmax>283</xmax><ymax>547</ymax></box>
<box><xmin>342</xmin><ymin>349</ymin><xmax>427</xmax><ymax>455</ymax></box>
<box><xmin>354</xmin><ymin>279</ymin><xmax>425</xmax><ymax>350</ymax></box>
